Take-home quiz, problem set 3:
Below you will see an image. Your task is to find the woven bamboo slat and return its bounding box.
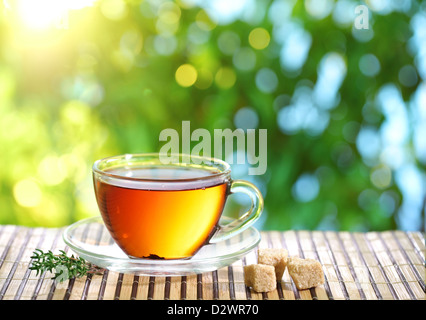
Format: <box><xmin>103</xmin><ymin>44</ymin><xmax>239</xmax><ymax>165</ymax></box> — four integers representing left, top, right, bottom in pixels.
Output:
<box><xmin>0</xmin><ymin>224</ymin><xmax>424</xmax><ymax>300</ymax></box>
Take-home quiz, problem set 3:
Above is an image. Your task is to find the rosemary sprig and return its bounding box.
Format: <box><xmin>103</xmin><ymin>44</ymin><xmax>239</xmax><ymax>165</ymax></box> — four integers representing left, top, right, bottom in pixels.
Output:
<box><xmin>29</xmin><ymin>249</ymin><xmax>104</xmax><ymax>282</ymax></box>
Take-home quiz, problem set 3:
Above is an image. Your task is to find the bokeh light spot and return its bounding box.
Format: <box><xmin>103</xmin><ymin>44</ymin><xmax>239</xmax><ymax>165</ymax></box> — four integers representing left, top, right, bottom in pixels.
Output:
<box><xmin>359</xmin><ymin>54</ymin><xmax>381</xmax><ymax>77</ymax></box>
<box><xmin>248</xmin><ymin>27</ymin><xmax>270</xmax><ymax>50</ymax></box>
<box><xmin>358</xmin><ymin>189</ymin><xmax>378</xmax><ymax>211</ymax></box>
<box><xmin>370</xmin><ymin>165</ymin><xmax>392</xmax><ymax>189</ymax></box>
<box><xmin>255</xmin><ymin>68</ymin><xmax>278</xmax><ymax>93</ymax></box>
<box><xmin>279</xmin><ymin>24</ymin><xmax>312</xmax><ymax>72</ymax></box>
<box><xmin>356</xmin><ymin>126</ymin><xmax>381</xmax><ymax>164</ymax></box>
<box><xmin>187</xmin><ymin>22</ymin><xmax>210</xmax><ymax>44</ymax></box>
<box><xmin>120</xmin><ymin>30</ymin><xmax>143</xmax><ymax>56</ymax></box>
<box><xmin>332</xmin><ymin>0</ymin><xmax>357</xmax><ymax>27</ymax></box>
<box><xmin>352</xmin><ymin>25</ymin><xmax>374</xmax><ymax>42</ymax></box>
<box><xmin>305</xmin><ymin>0</ymin><xmax>334</xmax><ymax>20</ymax></box>
<box><xmin>61</xmin><ymin>100</ymin><xmax>90</xmax><ymax>126</ymax></box>
<box><xmin>38</xmin><ymin>155</ymin><xmax>67</xmax><ymax>186</ymax></box>
<box><xmin>175</xmin><ymin>64</ymin><xmax>198</xmax><ymax>87</ymax></box>
<box><xmin>101</xmin><ymin>0</ymin><xmax>128</xmax><ymax>21</ymax></box>
<box><xmin>154</xmin><ymin>34</ymin><xmax>177</xmax><ymax>56</ymax></box>
<box><xmin>292</xmin><ymin>173</ymin><xmax>320</xmax><ymax>203</ymax></box>
<box><xmin>234</xmin><ymin>107</ymin><xmax>259</xmax><ymax>130</ymax></box>
<box><xmin>215</xmin><ymin>67</ymin><xmax>236</xmax><ymax>89</ymax></box>
<box><xmin>379</xmin><ymin>191</ymin><xmax>398</xmax><ymax>216</ymax></box>
<box><xmin>13</xmin><ymin>179</ymin><xmax>42</xmax><ymax>208</ymax></box>
<box><xmin>158</xmin><ymin>1</ymin><xmax>181</xmax><ymax>25</ymax></box>
<box><xmin>313</xmin><ymin>52</ymin><xmax>347</xmax><ymax>110</ymax></box>
<box><xmin>196</xmin><ymin>9</ymin><xmax>217</xmax><ymax>31</ymax></box>
<box><xmin>33</xmin><ymin>196</ymin><xmax>64</xmax><ymax>226</ymax></box>
<box><xmin>233</xmin><ymin>47</ymin><xmax>256</xmax><ymax>71</ymax></box>
<box><xmin>218</xmin><ymin>31</ymin><xmax>241</xmax><ymax>55</ymax></box>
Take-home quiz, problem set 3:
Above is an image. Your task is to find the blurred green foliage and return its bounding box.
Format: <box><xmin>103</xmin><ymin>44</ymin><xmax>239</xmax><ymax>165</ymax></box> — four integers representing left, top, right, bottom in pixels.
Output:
<box><xmin>0</xmin><ymin>0</ymin><xmax>424</xmax><ymax>231</ymax></box>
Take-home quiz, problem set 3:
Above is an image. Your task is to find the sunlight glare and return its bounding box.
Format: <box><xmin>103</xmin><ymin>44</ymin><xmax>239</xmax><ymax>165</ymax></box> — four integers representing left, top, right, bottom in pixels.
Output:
<box><xmin>8</xmin><ymin>0</ymin><xmax>97</xmax><ymax>30</ymax></box>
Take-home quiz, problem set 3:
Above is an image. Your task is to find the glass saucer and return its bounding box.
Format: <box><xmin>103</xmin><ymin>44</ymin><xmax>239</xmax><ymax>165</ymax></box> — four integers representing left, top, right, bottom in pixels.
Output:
<box><xmin>62</xmin><ymin>216</ymin><xmax>261</xmax><ymax>276</ymax></box>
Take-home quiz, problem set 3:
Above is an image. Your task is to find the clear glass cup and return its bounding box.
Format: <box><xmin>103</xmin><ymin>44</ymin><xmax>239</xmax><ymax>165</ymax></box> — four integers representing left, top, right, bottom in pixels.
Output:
<box><xmin>92</xmin><ymin>153</ymin><xmax>264</xmax><ymax>260</ymax></box>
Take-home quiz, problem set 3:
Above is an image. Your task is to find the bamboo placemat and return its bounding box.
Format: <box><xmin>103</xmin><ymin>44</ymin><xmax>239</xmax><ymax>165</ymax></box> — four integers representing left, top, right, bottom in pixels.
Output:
<box><xmin>0</xmin><ymin>224</ymin><xmax>424</xmax><ymax>300</ymax></box>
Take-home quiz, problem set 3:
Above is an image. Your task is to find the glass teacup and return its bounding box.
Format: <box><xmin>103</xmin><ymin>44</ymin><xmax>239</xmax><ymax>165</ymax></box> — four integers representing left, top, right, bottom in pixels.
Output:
<box><xmin>92</xmin><ymin>153</ymin><xmax>264</xmax><ymax>260</ymax></box>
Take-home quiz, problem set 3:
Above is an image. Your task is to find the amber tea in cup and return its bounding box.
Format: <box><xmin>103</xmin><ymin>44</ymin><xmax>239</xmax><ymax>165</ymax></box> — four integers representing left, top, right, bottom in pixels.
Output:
<box><xmin>93</xmin><ymin>154</ymin><xmax>263</xmax><ymax>260</ymax></box>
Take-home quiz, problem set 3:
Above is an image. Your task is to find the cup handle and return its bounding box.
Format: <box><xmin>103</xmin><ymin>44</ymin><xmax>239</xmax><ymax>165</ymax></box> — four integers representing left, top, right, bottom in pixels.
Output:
<box><xmin>209</xmin><ymin>179</ymin><xmax>264</xmax><ymax>243</ymax></box>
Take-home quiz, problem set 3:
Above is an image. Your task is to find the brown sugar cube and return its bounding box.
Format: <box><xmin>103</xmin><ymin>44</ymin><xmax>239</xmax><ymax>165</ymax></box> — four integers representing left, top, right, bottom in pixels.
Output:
<box><xmin>244</xmin><ymin>264</ymin><xmax>276</xmax><ymax>292</ymax></box>
<box><xmin>287</xmin><ymin>257</ymin><xmax>325</xmax><ymax>290</ymax></box>
<box><xmin>257</xmin><ymin>248</ymin><xmax>288</xmax><ymax>280</ymax></box>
